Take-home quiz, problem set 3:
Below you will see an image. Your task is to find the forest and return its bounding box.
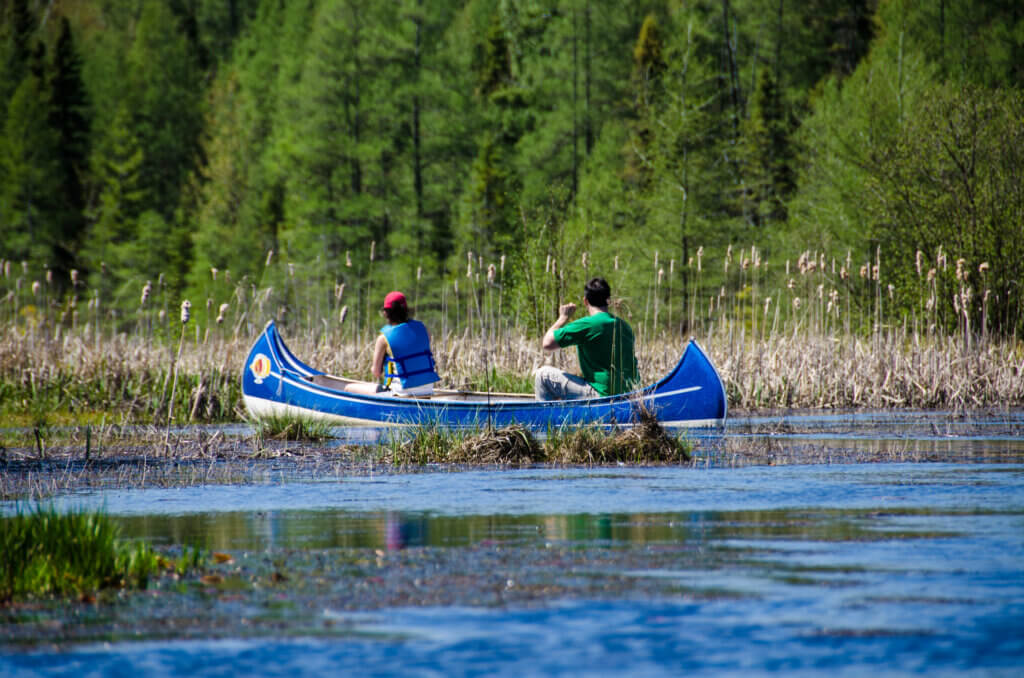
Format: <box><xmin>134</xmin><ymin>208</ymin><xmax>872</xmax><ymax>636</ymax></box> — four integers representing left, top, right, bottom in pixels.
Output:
<box><xmin>2</xmin><ymin>0</ymin><xmax>1023</xmax><ymax>340</ymax></box>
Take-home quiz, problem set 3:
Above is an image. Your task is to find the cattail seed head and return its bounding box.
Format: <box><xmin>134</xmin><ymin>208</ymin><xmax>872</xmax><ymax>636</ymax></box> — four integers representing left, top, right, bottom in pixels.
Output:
<box><xmin>211</xmin><ymin>267</ymin><xmax>218</xmax><ymax>281</ymax></box>
<box><xmin>916</xmin><ymin>250</ymin><xmax>923</xmax><ymax>276</ymax></box>
<box><xmin>545</xmin><ymin>255</ymin><xmax>551</xmax><ymax>274</ymax></box>
<box><xmin>500</xmin><ymin>255</ymin><xmax>506</xmax><ymax>273</ymax></box>
<box><xmin>793</xmin><ymin>297</ymin><xmax>801</xmax><ymax>310</ymax></box>
<box><xmin>859</xmin><ymin>264</ymin><xmax>867</xmax><ymax>279</ymax></box>
<box><xmin>581</xmin><ymin>251</ymin><xmax>588</xmax><ymax>269</ymax></box>
<box><xmin>1</xmin><ymin>260</ymin><xmax>8</xmax><ymax>277</ymax></box>
<box><xmin>335</xmin><ymin>283</ymin><xmax>345</xmax><ymax>301</ymax></box>
<box><xmin>70</xmin><ymin>269</ymin><xmax>79</xmax><ymax>285</ymax></box>
<box><xmin>657</xmin><ymin>267</ymin><xmax>664</xmax><ymax>284</ymax></box>
<box><xmin>370</xmin><ymin>241</ymin><xmax>376</xmax><ymax>262</ymax></box>
<box><xmin>956</xmin><ymin>258</ymin><xmax>966</xmax><ymax>281</ymax></box>
<box><xmin>888</xmin><ymin>284</ymin><xmax>894</xmax><ymax>299</ymax></box>
<box><xmin>21</xmin><ymin>261</ymin><xmax>28</xmax><ymax>275</ymax></box>
<box><xmin>978</xmin><ymin>262</ymin><xmax>989</xmax><ymax>274</ymax></box>
<box><xmin>141</xmin><ymin>281</ymin><xmax>152</xmax><ymax>305</ymax></box>
<box><xmin>288</xmin><ymin>263</ymin><xmax>295</xmax><ymax>277</ymax></box>
<box><xmin>764</xmin><ymin>297</ymin><xmax>771</xmax><ymax>314</ymax></box>
<box><xmin>216</xmin><ymin>302</ymin><xmax>229</xmax><ymax>324</ymax></box>
<box><xmin>180</xmin><ymin>300</ymin><xmax>191</xmax><ymax>324</ymax></box>
<box><xmin>927</xmin><ymin>268</ymin><xmax>936</xmax><ymax>282</ymax></box>
<box><xmin>614</xmin><ymin>255</ymin><xmax>619</xmax><ymax>271</ymax></box>
<box><xmin>487</xmin><ymin>263</ymin><xmax>496</xmax><ymax>284</ymax></box>
<box><xmin>416</xmin><ymin>266</ymin><xmax>422</xmax><ymax>281</ymax></box>
<box><xmin>265</xmin><ymin>249</ymin><xmax>274</xmax><ymax>267</ymax></box>
<box><xmin>339</xmin><ymin>305</ymin><xmax>348</xmax><ymax>324</ymax></box>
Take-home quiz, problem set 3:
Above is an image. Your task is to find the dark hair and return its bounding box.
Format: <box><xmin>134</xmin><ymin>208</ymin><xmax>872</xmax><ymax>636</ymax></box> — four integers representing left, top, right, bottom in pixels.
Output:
<box><xmin>584</xmin><ymin>277</ymin><xmax>611</xmax><ymax>307</ymax></box>
<box><xmin>383</xmin><ymin>305</ymin><xmax>409</xmax><ymax>324</ymax></box>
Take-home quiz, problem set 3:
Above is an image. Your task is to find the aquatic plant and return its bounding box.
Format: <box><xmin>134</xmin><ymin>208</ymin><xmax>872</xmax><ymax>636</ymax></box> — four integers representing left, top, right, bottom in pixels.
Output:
<box><xmin>0</xmin><ymin>505</ymin><xmax>161</xmax><ymax>602</ymax></box>
<box><xmin>252</xmin><ymin>412</ymin><xmax>335</xmax><ymax>443</ymax></box>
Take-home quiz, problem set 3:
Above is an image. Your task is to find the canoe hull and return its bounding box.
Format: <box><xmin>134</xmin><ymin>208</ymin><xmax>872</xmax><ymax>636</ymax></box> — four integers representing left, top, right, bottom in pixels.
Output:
<box><xmin>242</xmin><ymin>322</ymin><xmax>727</xmax><ymax>428</ymax></box>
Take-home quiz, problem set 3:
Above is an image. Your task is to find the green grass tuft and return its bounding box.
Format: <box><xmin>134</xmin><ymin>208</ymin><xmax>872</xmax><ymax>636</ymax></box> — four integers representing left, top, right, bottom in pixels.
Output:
<box><xmin>253</xmin><ymin>412</ymin><xmax>335</xmax><ymax>442</ymax></box>
<box><xmin>0</xmin><ymin>505</ymin><xmax>162</xmax><ymax>602</ymax></box>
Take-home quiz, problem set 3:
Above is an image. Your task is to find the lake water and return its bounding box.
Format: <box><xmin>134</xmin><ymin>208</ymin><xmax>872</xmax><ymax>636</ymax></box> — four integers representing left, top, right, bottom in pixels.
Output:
<box><xmin>3</xmin><ymin>411</ymin><xmax>1024</xmax><ymax>677</ymax></box>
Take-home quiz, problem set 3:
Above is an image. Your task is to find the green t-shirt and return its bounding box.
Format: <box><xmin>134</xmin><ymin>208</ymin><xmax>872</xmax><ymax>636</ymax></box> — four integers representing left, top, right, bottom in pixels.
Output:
<box><xmin>553</xmin><ymin>311</ymin><xmax>639</xmax><ymax>396</ymax></box>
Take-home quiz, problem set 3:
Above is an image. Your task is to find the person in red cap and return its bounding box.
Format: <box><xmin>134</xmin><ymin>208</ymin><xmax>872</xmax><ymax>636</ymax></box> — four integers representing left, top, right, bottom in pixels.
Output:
<box><xmin>344</xmin><ymin>291</ymin><xmax>441</xmax><ymax>396</ymax></box>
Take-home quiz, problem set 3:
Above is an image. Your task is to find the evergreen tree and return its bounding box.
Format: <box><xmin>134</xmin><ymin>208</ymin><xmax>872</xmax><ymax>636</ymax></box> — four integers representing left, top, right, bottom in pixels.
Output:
<box><xmin>0</xmin><ymin>74</ymin><xmax>60</xmax><ymax>267</ymax></box>
<box><xmin>46</xmin><ymin>17</ymin><xmax>91</xmax><ymax>280</ymax></box>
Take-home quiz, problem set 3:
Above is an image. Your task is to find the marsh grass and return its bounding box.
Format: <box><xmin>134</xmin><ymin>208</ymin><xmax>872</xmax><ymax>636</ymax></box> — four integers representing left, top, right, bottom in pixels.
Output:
<box><xmin>378</xmin><ymin>416</ymin><xmax>688</xmax><ymax>467</ymax></box>
<box><xmin>0</xmin><ymin>504</ymin><xmax>162</xmax><ymax>602</ymax></box>
<box><xmin>3</xmin><ymin>240</ymin><xmax>1024</xmax><ymax>428</ymax></box>
<box><xmin>253</xmin><ymin>413</ymin><xmax>334</xmax><ymax>443</ymax></box>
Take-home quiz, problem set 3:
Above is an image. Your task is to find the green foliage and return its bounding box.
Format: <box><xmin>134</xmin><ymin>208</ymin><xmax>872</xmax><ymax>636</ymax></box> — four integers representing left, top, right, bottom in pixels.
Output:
<box><xmin>1</xmin><ymin>0</ymin><xmax>1022</xmax><ymax>341</ymax></box>
<box><xmin>0</xmin><ymin>505</ymin><xmax>161</xmax><ymax>601</ymax></box>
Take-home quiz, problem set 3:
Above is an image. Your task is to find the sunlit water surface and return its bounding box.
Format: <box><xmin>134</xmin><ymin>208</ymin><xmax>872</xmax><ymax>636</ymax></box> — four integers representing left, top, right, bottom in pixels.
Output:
<box><xmin>3</xmin><ymin>412</ymin><xmax>1023</xmax><ymax>677</ymax></box>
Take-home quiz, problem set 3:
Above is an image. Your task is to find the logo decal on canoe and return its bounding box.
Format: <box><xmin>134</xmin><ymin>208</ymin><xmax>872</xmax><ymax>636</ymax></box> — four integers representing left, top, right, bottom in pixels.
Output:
<box><xmin>250</xmin><ymin>353</ymin><xmax>271</xmax><ymax>384</ymax></box>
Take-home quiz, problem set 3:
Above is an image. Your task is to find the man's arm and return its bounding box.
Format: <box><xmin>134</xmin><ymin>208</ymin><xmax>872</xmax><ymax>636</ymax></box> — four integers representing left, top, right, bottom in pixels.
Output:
<box><xmin>542</xmin><ymin>303</ymin><xmax>576</xmax><ymax>351</ymax></box>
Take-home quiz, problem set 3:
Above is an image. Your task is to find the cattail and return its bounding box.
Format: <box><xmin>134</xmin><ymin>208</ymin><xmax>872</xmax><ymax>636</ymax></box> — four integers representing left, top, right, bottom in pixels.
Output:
<box><xmin>859</xmin><ymin>265</ymin><xmax>867</xmax><ymax>279</ymax></box>
<box><xmin>888</xmin><ymin>284</ymin><xmax>894</xmax><ymax>299</ymax></box>
<box><xmin>216</xmin><ymin>302</ymin><xmax>229</xmax><ymax>324</ymax></box>
<box><xmin>793</xmin><ymin>297</ymin><xmax>802</xmax><ymax>310</ymax></box>
<box><xmin>69</xmin><ymin>294</ymin><xmax>77</xmax><ymax>308</ymax></box>
<box><xmin>764</xmin><ymin>297</ymin><xmax>771</xmax><ymax>315</ymax></box>
<box><xmin>657</xmin><ymin>267</ymin><xmax>664</xmax><ymax>284</ymax></box>
<box><xmin>339</xmin><ymin>305</ymin><xmax>348</xmax><ymax>324</ymax></box>
<box><xmin>265</xmin><ymin>249</ymin><xmax>274</xmax><ymax>267</ymax></box>
<box><xmin>670</xmin><ymin>259</ymin><xmax>675</xmax><ymax>275</ymax></box>
<box><xmin>487</xmin><ymin>263</ymin><xmax>496</xmax><ymax>284</ymax></box>
<box><xmin>581</xmin><ymin>251</ymin><xmax>588</xmax><ymax>269</ymax></box>
<box><xmin>787</xmin><ymin>278</ymin><xmax>795</xmax><ymax>290</ymax></box>
<box><xmin>817</xmin><ymin>283</ymin><xmax>824</xmax><ymax>299</ymax></box>
<box><xmin>654</xmin><ymin>250</ymin><xmax>659</xmax><ymax>271</ymax></box>
<box><xmin>370</xmin><ymin>241</ymin><xmax>376</xmax><ymax>262</ymax></box>
<box><xmin>872</xmin><ymin>264</ymin><xmax>879</xmax><ymax>281</ymax></box>
<box><xmin>345</xmin><ymin>251</ymin><xmax>352</xmax><ymax>267</ymax></box>
<box><xmin>786</xmin><ymin>260</ymin><xmax>790</xmax><ymax>275</ymax></box>
<box><xmin>467</xmin><ymin>260</ymin><xmax>473</xmax><ymax>278</ymax></box>
<box><xmin>141</xmin><ymin>281</ymin><xmax>152</xmax><ymax>305</ymax></box>
<box><xmin>1</xmin><ymin>260</ymin><xmax>8</xmax><ymax>277</ymax></box>
<box><xmin>545</xmin><ymin>255</ymin><xmax>551</xmax><ymax>274</ymax></box>
<box><xmin>21</xmin><ymin>261</ymin><xmax>28</xmax><ymax>275</ymax></box>
<box><xmin>180</xmin><ymin>300</ymin><xmax>191</xmax><ymax>324</ymax></box>
<box><xmin>224</xmin><ymin>270</ymin><xmax>230</xmax><ymax>283</ymax></box>
<box><xmin>454</xmin><ymin>279</ymin><xmax>459</xmax><ymax>295</ymax></box>
<box><xmin>70</xmin><ymin>269</ymin><xmax>79</xmax><ymax>286</ymax></box>
<box><xmin>416</xmin><ymin>266</ymin><xmax>422</xmax><ymax>281</ymax></box>
<box><xmin>978</xmin><ymin>262</ymin><xmax>989</xmax><ymax>275</ymax></box>
<box><xmin>551</xmin><ymin>258</ymin><xmax>557</xmax><ymax>277</ymax></box>
<box><xmin>500</xmin><ymin>255</ymin><xmax>506</xmax><ymax>273</ymax></box>
<box><xmin>916</xmin><ymin>250</ymin><xmax>923</xmax><ymax>276</ymax></box>
<box><xmin>956</xmin><ymin>258</ymin><xmax>966</xmax><ymax>281</ymax></box>
<box><xmin>614</xmin><ymin>255</ymin><xmax>619</xmax><ymax>271</ymax></box>
<box><xmin>335</xmin><ymin>282</ymin><xmax>345</xmax><ymax>301</ymax></box>
<box><xmin>31</xmin><ymin>280</ymin><xmax>39</xmax><ymax>296</ymax></box>
<box><xmin>927</xmin><ymin>268</ymin><xmax>936</xmax><ymax>282</ymax></box>
<box><xmin>211</xmin><ymin>267</ymin><xmax>218</xmax><ymax>281</ymax></box>
<box><xmin>288</xmin><ymin>263</ymin><xmax>295</xmax><ymax>277</ymax></box>
<box><xmin>697</xmin><ymin>246</ymin><xmax>704</xmax><ymax>272</ymax></box>
<box><xmin>840</xmin><ymin>266</ymin><xmax>848</xmax><ymax>280</ymax></box>
<box><xmin>159</xmin><ymin>309</ymin><xmax>166</xmax><ymax>322</ymax></box>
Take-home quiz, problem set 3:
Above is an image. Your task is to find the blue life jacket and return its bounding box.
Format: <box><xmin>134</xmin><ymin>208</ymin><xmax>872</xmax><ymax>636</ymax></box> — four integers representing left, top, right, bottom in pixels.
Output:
<box><xmin>380</xmin><ymin>320</ymin><xmax>440</xmax><ymax>390</ymax></box>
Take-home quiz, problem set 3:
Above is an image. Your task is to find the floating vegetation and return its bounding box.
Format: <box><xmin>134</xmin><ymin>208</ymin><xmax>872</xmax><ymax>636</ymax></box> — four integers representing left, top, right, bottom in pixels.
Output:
<box><xmin>0</xmin><ymin>505</ymin><xmax>163</xmax><ymax>602</ymax></box>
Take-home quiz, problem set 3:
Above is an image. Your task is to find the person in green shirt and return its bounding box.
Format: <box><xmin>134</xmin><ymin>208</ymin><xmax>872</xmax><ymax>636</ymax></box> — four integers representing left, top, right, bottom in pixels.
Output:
<box><xmin>535</xmin><ymin>277</ymin><xmax>639</xmax><ymax>400</ymax></box>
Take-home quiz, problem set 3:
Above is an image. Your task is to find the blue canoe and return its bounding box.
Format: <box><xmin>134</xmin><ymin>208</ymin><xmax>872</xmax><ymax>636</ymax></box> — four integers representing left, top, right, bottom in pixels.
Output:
<box><xmin>242</xmin><ymin>321</ymin><xmax>727</xmax><ymax>428</ymax></box>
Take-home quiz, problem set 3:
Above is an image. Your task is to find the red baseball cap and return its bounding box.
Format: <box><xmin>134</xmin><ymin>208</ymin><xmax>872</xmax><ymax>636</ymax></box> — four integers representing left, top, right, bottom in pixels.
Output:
<box><xmin>382</xmin><ymin>291</ymin><xmax>407</xmax><ymax>309</ymax></box>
